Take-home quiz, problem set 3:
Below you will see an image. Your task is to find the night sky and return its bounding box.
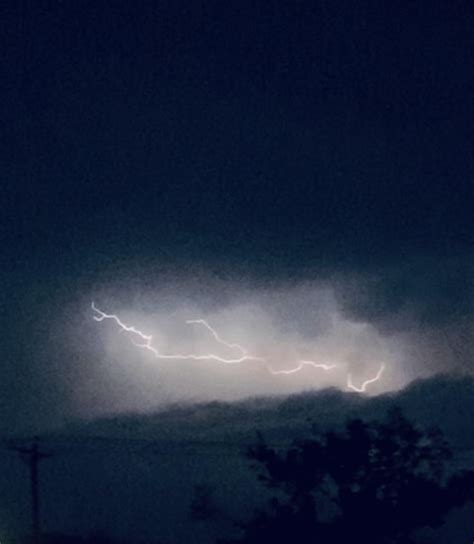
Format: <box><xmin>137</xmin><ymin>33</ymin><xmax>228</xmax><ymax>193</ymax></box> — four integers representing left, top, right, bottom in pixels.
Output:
<box><xmin>1</xmin><ymin>1</ymin><xmax>473</xmax><ymax>432</ymax></box>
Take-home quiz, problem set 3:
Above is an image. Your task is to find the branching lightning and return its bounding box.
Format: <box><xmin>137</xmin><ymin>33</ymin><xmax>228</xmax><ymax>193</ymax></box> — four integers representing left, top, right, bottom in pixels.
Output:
<box><xmin>92</xmin><ymin>302</ymin><xmax>386</xmax><ymax>393</ymax></box>
<box><xmin>346</xmin><ymin>363</ymin><xmax>385</xmax><ymax>393</ymax></box>
<box><xmin>185</xmin><ymin>319</ymin><xmax>255</xmax><ymax>362</ymax></box>
<box><xmin>92</xmin><ymin>302</ymin><xmax>263</xmax><ymax>364</ymax></box>
<box><xmin>268</xmin><ymin>361</ymin><xmax>337</xmax><ymax>375</ymax></box>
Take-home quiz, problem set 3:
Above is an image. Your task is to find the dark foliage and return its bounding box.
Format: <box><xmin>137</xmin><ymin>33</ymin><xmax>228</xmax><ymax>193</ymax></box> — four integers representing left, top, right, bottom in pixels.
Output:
<box><xmin>223</xmin><ymin>409</ymin><xmax>474</xmax><ymax>544</ymax></box>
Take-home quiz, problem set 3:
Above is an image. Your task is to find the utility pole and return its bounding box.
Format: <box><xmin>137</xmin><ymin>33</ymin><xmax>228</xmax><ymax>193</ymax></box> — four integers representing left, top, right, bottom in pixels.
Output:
<box><xmin>9</xmin><ymin>437</ymin><xmax>52</xmax><ymax>544</ymax></box>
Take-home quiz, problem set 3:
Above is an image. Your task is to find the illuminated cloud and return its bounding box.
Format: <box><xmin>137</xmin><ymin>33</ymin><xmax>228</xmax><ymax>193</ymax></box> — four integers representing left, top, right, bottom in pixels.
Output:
<box><xmin>88</xmin><ymin>281</ymin><xmax>407</xmax><ymax>410</ymax></box>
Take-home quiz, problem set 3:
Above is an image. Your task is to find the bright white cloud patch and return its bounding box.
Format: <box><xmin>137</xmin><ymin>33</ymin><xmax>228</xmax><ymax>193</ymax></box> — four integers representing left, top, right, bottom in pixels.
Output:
<box><xmin>77</xmin><ymin>279</ymin><xmax>415</xmax><ymax>416</ymax></box>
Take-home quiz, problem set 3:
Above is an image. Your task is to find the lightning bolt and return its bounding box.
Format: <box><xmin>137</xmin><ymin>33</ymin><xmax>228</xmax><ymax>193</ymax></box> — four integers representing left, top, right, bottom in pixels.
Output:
<box><xmin>346</xmin><ymin>363</ymin><xmax>385</xmax><ymax>393</ymax></box>
<box><xmin>92</xmin><ymin>303</ymin><xmax>386</xmax><ymax>392</ymax></box>
<box><xmin>268</xmin><ymin>360</ymin><xmax>337</xmax><ymax>375</ymax></box>
<box><xmin>91</xmin><ymin>302</ymin><xmax>263</xmax><ymax>364</ymax></box>
<box><xmin>185</xmin><ymin>319</ymin><xmax>253</xmax><ymax>361</ymax></box>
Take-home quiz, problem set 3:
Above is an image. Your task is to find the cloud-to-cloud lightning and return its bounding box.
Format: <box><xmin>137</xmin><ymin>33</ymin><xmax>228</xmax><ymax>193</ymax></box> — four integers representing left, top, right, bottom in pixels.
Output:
<box><xmin>346</xmin><ymin>363</ymin><xmax>385</xmax><ymax>393</ymax></box>
<box><xmin>268</xmin><ymin>361</ymin><xmax>337</xmax><ymax>375</ymax></box>
<box><xmin>92</xmin><ymin>302</ymin><xmax>386</xmax><ymax>393</ymax></box>
<box><xmin>185</xmin><ymin>319</ymin><xmax>256</xmax><ymax>363</ymax></box>
<box><xmin>92</xmin><ymin>302</ymin><xmax>263</xmax><ymax>364</ymax></box>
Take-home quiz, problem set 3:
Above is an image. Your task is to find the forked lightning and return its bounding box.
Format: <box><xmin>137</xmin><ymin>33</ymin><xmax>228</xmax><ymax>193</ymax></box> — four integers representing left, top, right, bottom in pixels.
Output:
<box><xmin>92</xmin><ymin>302</ymin><xmax>262</xmax><ymax>364</ymax></box>
<box><xmin>92</xmin><ymin>302</ymin><xmax>385</xmax><ymax>392</ymax></box>
<box><xmin>346</xmin><ymin>363</ymin><xmax>386</xmax><ymax>392</ymax></box>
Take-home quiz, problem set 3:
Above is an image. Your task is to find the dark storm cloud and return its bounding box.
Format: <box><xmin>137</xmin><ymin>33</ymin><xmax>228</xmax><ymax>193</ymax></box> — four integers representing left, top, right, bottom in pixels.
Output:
<box><xmin>1</xmin><ymin>1</ymin><xmax>473</xmax><ymax>430</ymax></box>
<box><xmin>335</xmin><ymin>256</ymin><xmax>474</xmax><ymax>327</ymax></box>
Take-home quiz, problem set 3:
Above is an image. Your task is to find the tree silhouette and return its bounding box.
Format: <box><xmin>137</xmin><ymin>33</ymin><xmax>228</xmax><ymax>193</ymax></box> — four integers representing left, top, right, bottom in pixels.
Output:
<box><xmin>223</xmin><ymin>409</ymin><xmax>474</xmax><ymax>544</ymax></box>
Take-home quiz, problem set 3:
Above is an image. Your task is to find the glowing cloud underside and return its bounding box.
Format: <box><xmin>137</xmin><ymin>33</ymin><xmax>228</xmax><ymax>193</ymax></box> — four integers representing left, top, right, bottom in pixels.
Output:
<box><xmin>91</xmin><ymin>302</ymin><xmax>385</xmax><ymax>393</ymax></box>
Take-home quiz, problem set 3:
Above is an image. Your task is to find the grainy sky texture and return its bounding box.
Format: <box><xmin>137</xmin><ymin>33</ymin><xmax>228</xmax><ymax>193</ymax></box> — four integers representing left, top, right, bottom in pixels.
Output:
<box><xmin>1</xmin><ymin>1</ymin><xmax>473</xmax><ymax>432</ymax></box>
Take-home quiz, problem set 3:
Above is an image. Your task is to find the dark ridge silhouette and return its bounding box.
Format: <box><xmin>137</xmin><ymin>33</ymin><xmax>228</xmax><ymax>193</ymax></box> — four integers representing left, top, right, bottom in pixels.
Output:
<box><xmin>2</xmin><ymin>374</ymin><xmax>473</xmax><ymax>544</ymax></box>
<box><xmin>53</xmin><ymin>373</ymin><xmax>474</xmax><ymax>450</ymax></box>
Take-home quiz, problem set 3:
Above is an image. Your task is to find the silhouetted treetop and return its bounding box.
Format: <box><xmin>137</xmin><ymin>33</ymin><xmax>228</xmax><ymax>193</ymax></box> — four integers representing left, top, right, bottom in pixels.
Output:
<box><xmin>223</xmin><ymin>408</ymin><xmax>474</xmax><ymax>544</ymax></box>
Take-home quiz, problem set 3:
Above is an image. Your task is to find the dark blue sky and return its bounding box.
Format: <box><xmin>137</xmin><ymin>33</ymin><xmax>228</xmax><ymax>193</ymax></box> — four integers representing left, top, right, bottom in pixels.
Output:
<box><xmin>3</xmin><ymin>0</ymin><xmax>473</xmax><ymax>268</ymax></box>
<box><xmin>1</xmin><ymin>0</ymin><xmax>473</xmax><ymax>429</ymax></box>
